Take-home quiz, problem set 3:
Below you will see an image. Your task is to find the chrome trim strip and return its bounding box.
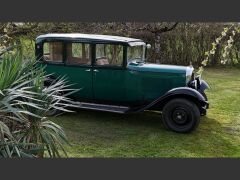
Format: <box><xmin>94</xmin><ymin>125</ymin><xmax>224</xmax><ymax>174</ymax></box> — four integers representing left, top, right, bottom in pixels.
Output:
<box><xmin>186</xmin><ymin>66</ymin><xmax>194</xmax><ymax>83</ymax></box>
<box><xmin>186</xmin><ymin>66</ymin><xmax>194</xmax><ymax>77</ymax></box>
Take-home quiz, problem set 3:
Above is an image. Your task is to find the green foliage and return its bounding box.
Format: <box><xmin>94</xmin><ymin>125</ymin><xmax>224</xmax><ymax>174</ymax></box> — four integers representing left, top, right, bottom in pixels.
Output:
<box><xmin>0</xmin><ymin>51</ymin><xmax>77</xmax><ymax>158</ymax></box>
<box><xmin>197</xmin><ymin>24</ymin><xmax>240</xmax><ymax>74</ymax></box>
<box><xmin>2</xmin><ymin>22</ymin><xmax>240</xmax><ymax>68</ymax></box>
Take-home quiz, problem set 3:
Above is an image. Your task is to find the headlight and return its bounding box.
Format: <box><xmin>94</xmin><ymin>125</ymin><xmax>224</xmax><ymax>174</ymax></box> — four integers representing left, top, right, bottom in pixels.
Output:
<box><xmin>188</xmin><ymin>75</ymin><xmax>202</xmax><ymax>90</ymax></box>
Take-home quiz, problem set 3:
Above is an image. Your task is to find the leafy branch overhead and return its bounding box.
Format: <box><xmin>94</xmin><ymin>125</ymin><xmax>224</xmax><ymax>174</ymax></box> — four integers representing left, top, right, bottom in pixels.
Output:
<box><xmin>198</xmin><ymin>23</ymin><xmax>240</xmax><ymax>74</ymax></box>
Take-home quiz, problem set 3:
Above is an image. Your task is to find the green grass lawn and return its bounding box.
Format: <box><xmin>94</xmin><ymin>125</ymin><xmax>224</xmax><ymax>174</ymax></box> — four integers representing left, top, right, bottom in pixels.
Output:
<box><xmin>51</xmin><ymin>68</ymin><xmax>240</xmax><ymax>157</ymax></box>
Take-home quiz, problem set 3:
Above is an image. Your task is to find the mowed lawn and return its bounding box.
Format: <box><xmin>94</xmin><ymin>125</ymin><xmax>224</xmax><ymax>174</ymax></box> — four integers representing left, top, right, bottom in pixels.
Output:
<box><xmin>51</xmin><ymin>68</ymin><xmax>240</xmax><ymax>157</ymax></box>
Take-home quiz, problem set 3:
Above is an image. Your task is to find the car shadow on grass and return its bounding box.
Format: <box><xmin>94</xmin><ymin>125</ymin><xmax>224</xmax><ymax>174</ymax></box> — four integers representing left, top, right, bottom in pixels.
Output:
<box><xmin>54</xmin><ymin>109</ymin><xmax>238</xmax><ymax>157</ymax></box>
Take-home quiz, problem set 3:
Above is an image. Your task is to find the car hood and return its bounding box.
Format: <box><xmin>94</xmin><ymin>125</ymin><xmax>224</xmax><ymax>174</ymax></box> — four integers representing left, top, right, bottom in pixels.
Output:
<box><xmin>127</xmin><ymin>62</ymin><xmax>189</xmax><ymax>74</ymax></box>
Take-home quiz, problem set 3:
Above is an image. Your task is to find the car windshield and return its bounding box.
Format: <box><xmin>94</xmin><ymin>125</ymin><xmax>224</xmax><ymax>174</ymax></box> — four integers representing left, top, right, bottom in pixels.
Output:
<box><xmin>127</xmin><ymin>45</ymin><xmax>145</xmax><ymax>63</ymax></box>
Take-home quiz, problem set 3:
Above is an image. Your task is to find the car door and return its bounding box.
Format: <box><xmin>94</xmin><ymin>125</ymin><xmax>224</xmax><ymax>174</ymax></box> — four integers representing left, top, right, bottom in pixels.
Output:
<box><xmin>64</xmin><ymin>42</ymin><xmax>93</xmax><ymax>100</ymax></box>
<box><xmin>42</xmin><ymin>41</ymin><xmax>93</xmax><ymax>101</ymax></box>
<box><xmin>93</xmin><ymin>43</ymin><xmax>126</xmax><ymax>102</ymax></box>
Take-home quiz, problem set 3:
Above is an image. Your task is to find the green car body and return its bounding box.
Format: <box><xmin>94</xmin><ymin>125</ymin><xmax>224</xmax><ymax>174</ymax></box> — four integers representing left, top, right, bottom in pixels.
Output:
<box><xmin>41</xmin><ymin>62</ymin><xmax>187</xmax><ymax>103</ymax></box>
<box><xmin>35</xmin><ymin>33</ymin><xmax>209</xmax><ymax>133</ymax></box>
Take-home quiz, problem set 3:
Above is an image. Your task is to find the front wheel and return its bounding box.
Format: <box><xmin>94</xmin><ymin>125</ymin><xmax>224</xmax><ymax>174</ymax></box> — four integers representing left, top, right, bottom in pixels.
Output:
<box><xmin>162</xmin><ymin>98</ymin><xmax>200</xmax><ymax>133</ymax></box>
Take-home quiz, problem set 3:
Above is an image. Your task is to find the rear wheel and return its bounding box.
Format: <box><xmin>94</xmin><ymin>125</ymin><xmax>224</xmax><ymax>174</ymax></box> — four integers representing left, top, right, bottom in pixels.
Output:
<box><xmin>162</xmin><ymin>98</ymin><xmax>200</xmax><ymax>133</ymax></box>
<box><xmin>46</xmin><ymin>107</ymin><xmax>61</xmax><ymax>117</ymax></box>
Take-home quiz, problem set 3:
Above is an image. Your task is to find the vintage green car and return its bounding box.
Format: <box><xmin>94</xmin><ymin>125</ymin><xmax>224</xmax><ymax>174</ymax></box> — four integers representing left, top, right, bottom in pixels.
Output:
<box><xmin>35</xmin><ymin>33</ymin><xmax>209</xmax><ymax>133</ymax></box>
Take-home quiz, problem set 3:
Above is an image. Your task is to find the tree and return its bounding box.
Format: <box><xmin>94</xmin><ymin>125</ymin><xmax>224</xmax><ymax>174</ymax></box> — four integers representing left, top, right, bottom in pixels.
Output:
<box><xmin>128</xmin><ymin>23</ymin><xmax>178</xmax><ymax>61</ymax></box>
<box><xmin>198</xmin><ymin>23</ymin><xmax>240</xmax><ymax>74</ymax></box>
<box><xmin>0</xmin><ymin>22</ymin><xmax>177</xmax><ymax>63</ymax></box>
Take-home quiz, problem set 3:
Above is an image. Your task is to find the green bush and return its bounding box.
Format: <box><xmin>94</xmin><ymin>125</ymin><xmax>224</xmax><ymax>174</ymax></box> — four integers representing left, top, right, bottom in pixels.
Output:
<box><xmin>0</xmin><ymin>51</ymin><xmax>77</xmax><ymax>158</ymax></box>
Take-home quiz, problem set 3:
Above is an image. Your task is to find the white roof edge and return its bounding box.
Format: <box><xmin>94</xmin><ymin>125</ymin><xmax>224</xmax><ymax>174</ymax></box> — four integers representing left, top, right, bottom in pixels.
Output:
<box><xmin>128</xmin><ymin>41</ymin><xmax>146</xmax><ymax>46</ymax></box>
<box><xmin>36</xmin><ymin>33</ymin><xmax>143</xmax><ymax>43</ymax></box>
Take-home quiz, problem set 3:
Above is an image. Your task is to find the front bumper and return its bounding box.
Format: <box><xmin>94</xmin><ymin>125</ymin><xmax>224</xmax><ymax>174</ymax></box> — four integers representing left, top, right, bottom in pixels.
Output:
<box><xmin>188</xmin><ymin>75</ymin><xmax>210</xmax><ymax>114</ymax></box>
<box><xmin>200</xmin><ymin>102</ymin><xmax>209</xmax><ymax>115</ymax></box>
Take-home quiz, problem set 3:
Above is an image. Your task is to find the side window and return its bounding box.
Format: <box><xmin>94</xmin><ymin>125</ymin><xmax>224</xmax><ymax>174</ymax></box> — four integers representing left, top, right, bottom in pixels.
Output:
<box><xmin>66</xmin><ymin>43</ymin><xmax>91</xmax><ymax>65</ymax></box>
<box><xmin>95</xmin><ymin>44</ymin><xmax>123</xmax><ymax>66</ymax></box>
<box><xmin>43</xmin><ymin>42</ymin><xmax>63</xmax><ymax>62</ymax></box>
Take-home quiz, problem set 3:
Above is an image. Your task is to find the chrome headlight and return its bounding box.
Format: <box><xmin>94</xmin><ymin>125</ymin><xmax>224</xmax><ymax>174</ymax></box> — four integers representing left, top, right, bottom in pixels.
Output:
<box><xmin>186</xmin><ymin>66</ymin><xmax>194</xmax><ymax>84</ymax></box>
<box><xmin>188</xmin><ymin>75</ymin><xmax>201</xmax><ymax>90</ymax></box>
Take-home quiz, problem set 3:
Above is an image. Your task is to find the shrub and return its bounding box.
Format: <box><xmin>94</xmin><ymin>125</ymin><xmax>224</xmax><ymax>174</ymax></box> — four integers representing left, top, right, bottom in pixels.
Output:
<box><xmin>0</xmin><ymin>51</ymin><xmax>77</xmax><ymax>157</ymax></box>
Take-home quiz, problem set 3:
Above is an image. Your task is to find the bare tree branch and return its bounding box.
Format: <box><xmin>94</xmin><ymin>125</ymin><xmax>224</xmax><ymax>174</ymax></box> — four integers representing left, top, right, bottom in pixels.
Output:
<box><xmin>133</xmin><ymin>22</ymin><xmax>178</xmax><ymax>34</ymax></box>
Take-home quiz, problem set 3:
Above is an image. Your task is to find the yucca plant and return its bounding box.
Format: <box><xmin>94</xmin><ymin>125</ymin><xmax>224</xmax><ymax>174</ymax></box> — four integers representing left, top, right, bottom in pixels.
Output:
<box><xmin>0</xmin><ymin>121</ymin><xmax>37</xmax><ymax>158</ymax></box>
<box><xmin>18</xmin><ymin>73</ymin><xmax>78</xmax><ymax>157</ymax></box>
<box><xmin>0</xmin><ymin>50</ymin><xmax>78</xmax><ymax>158</ymax></box>
<box><xmin>0</xmin><ymin>121</ymin><xmax>20</xmax><ymax>158</ymax></box>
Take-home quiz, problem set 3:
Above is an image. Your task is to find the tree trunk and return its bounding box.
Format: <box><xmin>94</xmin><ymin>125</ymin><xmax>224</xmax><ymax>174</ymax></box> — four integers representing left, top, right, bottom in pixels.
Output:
<box><xmin>154</xmin><ymin>33</ymin><xmax>161</xmax><ymax>63</ymax></box>
<box><xmin>211</xmin><ymin>44</ymin><xmax>220</xmax><ymax>66</ymax></box>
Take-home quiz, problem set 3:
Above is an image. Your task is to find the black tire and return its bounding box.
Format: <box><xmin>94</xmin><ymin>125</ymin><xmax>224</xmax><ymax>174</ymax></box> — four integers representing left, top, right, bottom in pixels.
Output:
<box><xmin>162</xmin><ymin>98</ymin><xmax>200</xmax><ymax>133</ymax></box>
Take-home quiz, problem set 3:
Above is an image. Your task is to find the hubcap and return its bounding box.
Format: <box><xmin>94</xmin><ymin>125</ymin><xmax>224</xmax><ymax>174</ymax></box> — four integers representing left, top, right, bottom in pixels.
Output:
<box><xmin>172</xmin><ymin>108</ymin><xmax>188</xmax><ymax>125</ymax></box>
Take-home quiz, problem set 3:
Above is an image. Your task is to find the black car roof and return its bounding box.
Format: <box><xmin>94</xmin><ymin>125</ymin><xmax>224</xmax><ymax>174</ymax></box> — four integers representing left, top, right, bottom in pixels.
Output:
<box><xmin>36</xmin><ymin>33</ymin><xmax>145</xmax><ymax>45</ymax></box>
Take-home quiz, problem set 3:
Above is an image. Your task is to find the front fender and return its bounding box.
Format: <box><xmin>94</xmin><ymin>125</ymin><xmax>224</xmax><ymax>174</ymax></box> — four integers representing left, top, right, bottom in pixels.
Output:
<box><xmin>189</xmin><ymin>76</ymin><xmax>210</xmax><ymax>92</ymax></box>
<box><xmin>164</xmin><ymin>87</ymin><xmax>206</xmax><ymax>102</ymax></box>
<box><xmin>130</xmin><ymin>87</ymin><xmax>208</xmax><ymax>113</ymax></box>
<box><xmin>199</xmin><ymin>79</ymin><xmax>210</xmax><ymax>92</ymax></box>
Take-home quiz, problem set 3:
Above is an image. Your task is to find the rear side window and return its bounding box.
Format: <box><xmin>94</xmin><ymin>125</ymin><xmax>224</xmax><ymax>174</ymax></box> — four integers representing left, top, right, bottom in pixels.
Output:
<box><xmin>66</xmin><ymin>43</ymin><xmax>91</xmax><ymax>65</ymax></box>
<box><xmin>43</xmin><ymin>42</ymin><xmax>63</xmax><ymax>63</ymax></box>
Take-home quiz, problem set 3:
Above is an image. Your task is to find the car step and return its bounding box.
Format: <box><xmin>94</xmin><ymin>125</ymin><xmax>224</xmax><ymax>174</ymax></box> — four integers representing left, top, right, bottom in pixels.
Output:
<box><xmin>74</xmin><ymin>102</ymin><xmax>130</xmax><ymax>113</ymax></box>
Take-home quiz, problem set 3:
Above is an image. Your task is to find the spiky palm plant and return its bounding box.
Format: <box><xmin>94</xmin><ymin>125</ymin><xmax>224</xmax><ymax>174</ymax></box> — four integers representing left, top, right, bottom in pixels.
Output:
<box><xmin>0</xmin><ymin>51</ymin><xmax>77</xmax><ymax>158</ymax></box>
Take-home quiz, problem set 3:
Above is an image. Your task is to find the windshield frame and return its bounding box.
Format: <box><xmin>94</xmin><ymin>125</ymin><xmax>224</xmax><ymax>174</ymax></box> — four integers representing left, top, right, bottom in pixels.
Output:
<box><xmin>127</xmin><ymin>43</ymin><xmax>146</xmax><ymax>64</ymax></box>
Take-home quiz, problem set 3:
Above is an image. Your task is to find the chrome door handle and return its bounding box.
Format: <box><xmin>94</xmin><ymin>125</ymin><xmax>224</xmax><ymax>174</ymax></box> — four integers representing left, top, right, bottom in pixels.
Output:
<box><xmin>93</xmin><ymin>69</ymin><xmax>99</xmax><ymax>72</ymax></box>
<box><xmin>85</xmin><ymin>69</ymin><xmax>91</xmax><ymax>72</ymax></box>
<box><xmin>129</xmin><ymin>70</ymin><xmax>138</xmax><ymax>74</ymax></box>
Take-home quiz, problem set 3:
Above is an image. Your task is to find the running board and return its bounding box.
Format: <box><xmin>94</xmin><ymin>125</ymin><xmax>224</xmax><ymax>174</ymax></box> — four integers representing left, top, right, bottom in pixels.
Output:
<box><xmin>74</xmin><ymin>102</ymin><xmax>130</xmax><ymax>113</ymax></box>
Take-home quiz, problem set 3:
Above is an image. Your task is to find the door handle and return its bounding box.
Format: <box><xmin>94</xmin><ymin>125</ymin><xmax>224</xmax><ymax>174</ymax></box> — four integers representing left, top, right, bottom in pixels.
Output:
<box><xmin>129</xmin><ymin>70</ymin><xmax>138</xmax><ymax>74</ymax></box>
<box><xmin>85</xmin><ymin>69</ymin><xmax>91</xmax><ymax>72</ymax></box>
<box><xmin>93</xmin><ymin>69</ymin><xmax>99</xmax><ymax>72</ymax></box>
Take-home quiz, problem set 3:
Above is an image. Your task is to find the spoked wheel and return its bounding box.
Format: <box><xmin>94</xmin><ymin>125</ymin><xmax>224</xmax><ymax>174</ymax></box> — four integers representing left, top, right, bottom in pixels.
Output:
<box><xmin>162</xmin><ymin>98</ymin><xmax>200</xmax><ymax>133</ymax></box>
